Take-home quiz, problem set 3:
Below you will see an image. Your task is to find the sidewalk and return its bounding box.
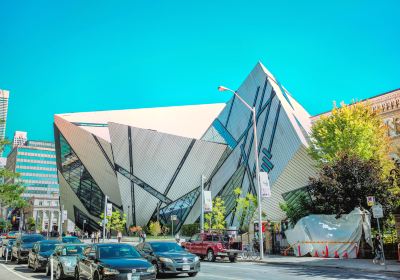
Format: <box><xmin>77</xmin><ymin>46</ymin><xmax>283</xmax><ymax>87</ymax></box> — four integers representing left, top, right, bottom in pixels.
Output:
<box><xmin>249</xmin><ymin>255</ymin><xmax>400</xmax><ymax>275</ymax></box>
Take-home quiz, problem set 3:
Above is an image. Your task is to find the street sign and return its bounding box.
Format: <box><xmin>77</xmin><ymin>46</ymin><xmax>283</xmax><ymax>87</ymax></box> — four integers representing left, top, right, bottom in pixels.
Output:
<box><xmin>367</xmin><ymin>196</ymin><xmax>375</xmax><ymax>207</ymax></box>
<box><xmin>259</xmin><ymin>172</ymin><xmax>271</xmax><ymax>198</ymax></box>
<box><xmin>106</xmin><ymin>203</ymin><xmax>113</xmax><ymax>216</ymax></box>
<box><xmin>204</xmin><ymin>191</ymin><xmax>213</xmax><ymax>212</ymax></box>
<box><xmin>83</xmin><ymin>219</ymin><xmax>87</xmax><ymax>224</ymax></box>
<box><xmin>372</xmin><ymin>204</ymin><xmax>384</xmax><ymax>219</ymax></box>
<box><xmin>171</xmin><ymin>215</ymin><xmax>177</xmax><ymax>221</ymax></box>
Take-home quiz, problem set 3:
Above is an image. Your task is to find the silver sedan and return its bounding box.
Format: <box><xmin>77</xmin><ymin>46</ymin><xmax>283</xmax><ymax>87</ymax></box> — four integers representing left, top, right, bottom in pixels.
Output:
<box><xmin>47</xmin><ymin>243</ymin><xmax>87</xmax><ymax>279</ymax></box>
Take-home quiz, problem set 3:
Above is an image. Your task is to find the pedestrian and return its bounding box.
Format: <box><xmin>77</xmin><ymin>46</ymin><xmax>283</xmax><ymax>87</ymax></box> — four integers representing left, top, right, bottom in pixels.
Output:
<box><xmin>117</xmin><ymin>230</ymin><xmax>122</xmax><ymax>243</ymax></box>
<box><xmin>175</xmin><ymin>233</ymin><xmax>180</xmax><ymax>243</ymax></box>
<box><xmin>138</xmin><ymin>230</ymin><xmax>142</xmax><ymax>243</ymax></box>
<box><xmin>142</xmin><ymin>231</ymin><xmax>146</xmax><ymax>242</ymax></box>
<box><xmin>91</xmin><ymin>232</ymin><xmax>95</xmax><ymax>243</ymax></box>
<box><xmin>373</xmin><ymin>234</ymin><xmax>384</xmax><ymax>264</ymax></box>
<box><xmin>96</xmin><ymin>231</ymin><xmax>100</xmax><ymax>243</ymax></box>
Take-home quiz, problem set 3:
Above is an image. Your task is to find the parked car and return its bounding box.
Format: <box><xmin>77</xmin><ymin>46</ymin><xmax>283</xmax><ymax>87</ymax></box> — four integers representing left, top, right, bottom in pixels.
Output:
<box><xmin>11</xmin><ymin>233</ymin><xmax>44</xmax><ymax>263</ymax></box>
<box><xmin>181</xmin><ymin>233</ymin><xmax>240</xmax><ymax>262</ymax></box>
<box><xmin>6</xmin><ymin>231</ymin><xmax>19</xmax><ymax>239</ymax></box>
<box><xmin>61</xmin><ymin>236</ymin><xmax>82</xmax><ymax>243</ymax></box>
<box><xmin>28</xmin><ymin>239</ymin><xmax>59</xmax><ymax>272</ymax></box>
<box><xmin>136</xmin><ymin>241</ymin><xmax>200</xmax><ymax>277</ymax></box>
<box><xmin>75</xmin><ymin>243</ymin><xmax>156</xmax><ymax>280</ymax></box>
<box><xmin>49</xmin><ymin>243</ymin><xmax>87</xmax><ymax>279</ymax></box>
<box><xmin>1</xmin><ymin>238</ymin><xmax>15</xmax><ymax>259</ymax></box>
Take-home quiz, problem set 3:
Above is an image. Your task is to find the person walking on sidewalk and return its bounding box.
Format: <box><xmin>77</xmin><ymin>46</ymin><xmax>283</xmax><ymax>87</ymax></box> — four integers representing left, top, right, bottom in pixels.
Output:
<box><xmin>117</xmin><ymin>231</ymin><xmax>122</xmax><ymax>243</ymax></box>
<box><xmin>373</xmin><ymin>234</ymin><xmax>384</xmax><ymax>265</ymax></box>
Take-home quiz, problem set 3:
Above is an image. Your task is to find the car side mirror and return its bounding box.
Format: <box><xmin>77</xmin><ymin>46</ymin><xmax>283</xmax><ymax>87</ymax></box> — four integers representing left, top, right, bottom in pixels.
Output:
<box><xmin>88</xmin><ymin>253</ymin><xmax>96</xmax><ymax>261</ymax></box>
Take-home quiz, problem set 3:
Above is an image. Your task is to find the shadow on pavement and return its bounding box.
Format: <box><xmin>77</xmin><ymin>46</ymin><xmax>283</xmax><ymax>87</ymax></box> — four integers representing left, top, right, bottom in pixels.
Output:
<box><xmin>253</xmin><ymin>263</ymin><xmax>397</xmax><ymax>280</ymax></box>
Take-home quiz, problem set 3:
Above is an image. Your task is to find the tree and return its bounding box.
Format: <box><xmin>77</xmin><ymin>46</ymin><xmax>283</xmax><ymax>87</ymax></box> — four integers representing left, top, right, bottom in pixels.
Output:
<box><xmin>309</xmin><ymin>102</ymin><xmax>392</xmax><ymax>173</ymax></box>
<box><xmin>99</xmin><ymin>210</ymin><xmax>127</xmax><ymax>233</ymax></box>
<box><xmin>149</xmin><ymin>221</ymin><xmax>161</xmax><ymax>236</ymax></box>
<box><xmin>279</xmin><ymin>192</ymin><xmax>311</xmax><ymax>226</ymax></box>
<box><xmin>26</xmin><ymin>217</ymin><xmax>35</xmax><ymax>231</ymax></box>
<box><xmin>306</xmin><ymin>154</ymin><xmax>395</xmax><ymax>218</ymax></box>
<box><xmin>234</xmin><ymin>188</ymin><xmax>257</xmax><ymax>232</ymax></box>
<box><xmin>204</xmin><ymin>196</ymin><xmax>226</xmax><ymax>232</ymax></box>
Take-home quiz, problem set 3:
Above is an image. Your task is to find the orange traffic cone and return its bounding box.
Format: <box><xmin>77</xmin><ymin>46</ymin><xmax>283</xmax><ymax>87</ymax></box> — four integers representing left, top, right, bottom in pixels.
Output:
<box><xmin>343</xmin><ymin>250</ymin><xmax>348</xmax><ymax>259</ymax></box>
<box><xmin>325</xmin><ymin>245</ymin><xmax>329</xmax><ymax>258</ymax></box>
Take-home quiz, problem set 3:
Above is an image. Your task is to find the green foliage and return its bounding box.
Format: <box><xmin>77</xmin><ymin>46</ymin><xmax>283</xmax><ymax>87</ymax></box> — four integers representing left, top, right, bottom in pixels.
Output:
<box><xmin>26</xmin><ymin>217</ymin><xmax>35</xmax><ymax>231</ymax></box>
<box><xmin>309</xmin><ymin>102</ymin><xmax>392</xmax><ymax>173</ymax></box>
<box><xmin>279</xmin><ymin>193</ymin><xmax>311</xmax><ymax>226</ymax></box>
<box><xmin>99</xmin><ymin>210</ymin><xmax>127</xmax><ymax>232</ymax></box>
<box><xmin>149</xmin><ymin>220</ymin><xmax>162</xmax><ymax>236</ymax></box>
<box><xmin>234</xmin><ymin>188</ymin><xmax>257</xmax><ymax>232</ymax></box>
<box><xmin>180</xmin><ymin>223</ymin><xmax>199</xmax><ymax>237</ymax></box>
<box><xmin>204</xmin><ymin>196</ymin><xmax>226</xmax><ymax>232</ymax></box>
<box><xmin>307</xmin><ymin>154</ymin><xmax>395</xmax><ymax>218</ymax></box>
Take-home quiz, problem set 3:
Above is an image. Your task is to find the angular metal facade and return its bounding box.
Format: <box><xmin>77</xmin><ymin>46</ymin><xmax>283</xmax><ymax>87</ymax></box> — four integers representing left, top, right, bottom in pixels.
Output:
<box><xmin>54</xmin><ymin>62</ymin><xmax>316</xmax><ymax>233</ymax></box>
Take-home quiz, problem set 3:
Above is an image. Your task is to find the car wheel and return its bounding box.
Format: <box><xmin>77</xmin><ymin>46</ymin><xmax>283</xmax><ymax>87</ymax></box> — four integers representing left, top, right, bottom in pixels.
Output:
<box><xmin>93</xmin><ymin>271</ymin><xmax>100</xmax><ymax>280</ymax></box>
<box><xmin>74</xmin><ymin>267</ymin><xmax>80</xmax><ymax>280</ymax></box>
<box><xmin>56</xmin><ymin>264</ymin><xmax>64</xmax><ymax>280</ymax></box>
<box><xmin>27</xmin><ymin>259</ymin><xmax>31</xmax><ymax>268</ymax></box>
<box><xmin>207</xmin><ymin>249</ymin><xmax>216</xmax><ymax>262</ymax></box>
<box><xmin>229</xmin><ymin>256</ymin><xmax>236</xmax><ymax>263</ymax></box>
<box><xmin>152</xmin><ymin>262</ymin><xmax>159</xmax><ymax>275</ymax></box>
<box><xmin>16</xmin><ymin>256</ymin><xmax>21</xmax><ymax>264</ymax></box>
<box><xmin>188</xmin><ymin>272</ymin><xmax>198</xmax><ymax>277</ymax></box>
<box><xmin>45</xmin><ymin>262</ymin><xmax>51</xmax><ymax>276</ymax></box>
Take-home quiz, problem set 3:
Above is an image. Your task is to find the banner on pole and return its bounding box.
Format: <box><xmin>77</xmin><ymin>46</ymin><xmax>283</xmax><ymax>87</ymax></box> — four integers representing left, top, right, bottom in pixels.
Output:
<box><xmin>62</xmin><ymin>210</ymin><xmax>67</xmax><ymax>221</ymax></box>
<box><xmin>259</xmin><ymin>172</ymin><xmax>271</xmax><ymax>198</ymax></box>
<box><xmin>106</xmin><ymin>203</ymin><xmax>113</xmax><ymax>216</ymax></box>
<box><xmin>204</xmin><ymin>191</ymin><xmax>213</xmax><ymax>212</ymax></box>
<box><xmin>367</xmin><ymin>196</ymin><xmax>375</xmax><ymax>207</ymax></box>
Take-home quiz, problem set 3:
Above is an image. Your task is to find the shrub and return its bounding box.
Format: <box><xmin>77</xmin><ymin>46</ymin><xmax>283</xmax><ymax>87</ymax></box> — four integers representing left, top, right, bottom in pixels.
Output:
<box><xmin>181</xmin><ymin>223</ymin><xmax>199</xmax><ymax>237</ymax></box>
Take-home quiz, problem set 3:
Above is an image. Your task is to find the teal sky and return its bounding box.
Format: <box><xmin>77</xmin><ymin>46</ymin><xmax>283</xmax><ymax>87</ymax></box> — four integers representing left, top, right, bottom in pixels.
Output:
<box><xmin>0</xmin><ymin>0</ymin><xmax>399</xmax><ymax>146</ymax></box>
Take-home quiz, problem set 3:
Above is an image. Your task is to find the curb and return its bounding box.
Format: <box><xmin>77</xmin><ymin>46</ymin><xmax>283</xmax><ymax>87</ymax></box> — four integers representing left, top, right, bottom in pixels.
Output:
<box><xmin>238</xmin><ymin>259</ymin><xmax>400</xmax><ymax>276</ymax></box>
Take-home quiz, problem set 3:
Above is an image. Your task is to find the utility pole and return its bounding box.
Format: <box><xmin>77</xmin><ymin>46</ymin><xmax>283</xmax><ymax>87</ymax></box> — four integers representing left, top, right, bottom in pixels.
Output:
<box><xmin>200</xmin><ymin>175</ymin><xmax>205</xmax><ymax>233</ymax></box>
<box><xmin>103</xmin><ymin>195</ymin><xmax>108</xmax><ymax>243</ymax></box>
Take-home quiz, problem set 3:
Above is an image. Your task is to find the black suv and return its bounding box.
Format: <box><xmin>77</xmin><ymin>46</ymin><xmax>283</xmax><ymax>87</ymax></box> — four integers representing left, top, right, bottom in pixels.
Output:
<box><xmin>75</xmin><ymin>243</ymin><xmax>156</xmax><ymax>280</ymax></box>
<box><xmin>11</xmin><ymin>234</ymin><xmax>44</xmax><ymax>263</ymax></box>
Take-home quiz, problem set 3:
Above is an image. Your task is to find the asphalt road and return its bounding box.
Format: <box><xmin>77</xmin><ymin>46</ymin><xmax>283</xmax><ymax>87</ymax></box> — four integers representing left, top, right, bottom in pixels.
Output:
<box><xmin>0</xmin><ymin>259</ymin><xmax>397</xmax><ymax>280</ymax></box>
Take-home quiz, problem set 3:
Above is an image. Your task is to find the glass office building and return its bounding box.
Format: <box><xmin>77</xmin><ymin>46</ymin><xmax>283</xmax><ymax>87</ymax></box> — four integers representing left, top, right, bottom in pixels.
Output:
<box><xmin>6</xmin><ymin>140</ymin><xmax>59</xmax><ymax>198</ymax></box>
<box><xmin>54</xmin><ymin>62</ymin><xmax>316</xmax><ymax>233</ymax></box>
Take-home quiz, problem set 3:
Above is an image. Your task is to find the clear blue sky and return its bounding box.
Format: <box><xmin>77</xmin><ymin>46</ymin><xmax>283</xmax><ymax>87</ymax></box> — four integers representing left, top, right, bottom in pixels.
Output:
<box><xmin>0</xmin><ymin>0</ymin><xmax>399</xmax><ymax>146</ymax></box>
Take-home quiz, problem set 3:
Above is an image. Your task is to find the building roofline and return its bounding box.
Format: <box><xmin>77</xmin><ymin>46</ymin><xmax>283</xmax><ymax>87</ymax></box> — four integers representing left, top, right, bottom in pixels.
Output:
<box><xmin>312</xmin><ymin>88</ymin><xmax>400</xmax><ymax>117</ymax></box>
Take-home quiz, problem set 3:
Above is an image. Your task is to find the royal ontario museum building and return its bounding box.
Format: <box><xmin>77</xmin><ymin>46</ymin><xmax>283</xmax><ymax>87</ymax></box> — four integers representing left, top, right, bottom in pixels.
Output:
<box><xmin>54</xmin><ymin>62</ymin><xmax>316</xmax><ymax>233</ymax></box>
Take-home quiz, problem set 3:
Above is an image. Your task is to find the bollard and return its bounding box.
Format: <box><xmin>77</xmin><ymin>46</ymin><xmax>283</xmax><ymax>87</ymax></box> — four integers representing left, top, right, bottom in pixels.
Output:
<box><xmin>5</xmin><ymin>248</ymin><xmax>8</xmax><ymax>263</ymax></box>
<box><xmin>50</xmin><ymin>256</ymin><xmax>54</xmax><ymax>280</ymax></box>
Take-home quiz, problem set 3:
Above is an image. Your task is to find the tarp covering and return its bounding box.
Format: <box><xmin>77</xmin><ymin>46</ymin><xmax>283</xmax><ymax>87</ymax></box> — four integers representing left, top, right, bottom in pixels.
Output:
<box><xmin>285</xmin><ymin>208</ymin><xmax>372</xmax><ymax>258</ymax></box>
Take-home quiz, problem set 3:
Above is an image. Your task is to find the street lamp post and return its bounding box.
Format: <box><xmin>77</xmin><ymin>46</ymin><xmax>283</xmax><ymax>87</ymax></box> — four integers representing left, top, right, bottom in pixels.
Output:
<box><xmin>218</xmin><ymin>85</ymin><xmax>264</xmax><ymax>259</ymax></box>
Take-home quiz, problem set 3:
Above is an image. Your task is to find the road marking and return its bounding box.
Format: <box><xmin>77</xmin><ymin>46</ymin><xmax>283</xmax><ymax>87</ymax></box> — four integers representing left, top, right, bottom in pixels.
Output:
<box><xmin>0</xmin><ymin>263</ymin><xmax>35</xmax><ymax>280</ymax></box>
<box><xmin>202</xmin><ymin>262</ymin><xmax>274</xmax><ymax>273</ymax></box>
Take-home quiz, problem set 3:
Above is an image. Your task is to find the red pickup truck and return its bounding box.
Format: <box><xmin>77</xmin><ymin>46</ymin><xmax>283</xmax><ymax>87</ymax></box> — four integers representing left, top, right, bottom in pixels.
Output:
<box><xmin>181</xmin><ymin>233</ymin><xmax>240</xmax><ymax>262</ymax></box>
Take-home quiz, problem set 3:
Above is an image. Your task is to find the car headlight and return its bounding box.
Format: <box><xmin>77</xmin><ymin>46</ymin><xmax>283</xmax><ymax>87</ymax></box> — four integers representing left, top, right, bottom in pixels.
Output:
<box><xmin>159</xmin><ymin>257</ymin><xmax>173</xmax><ymax>263</ymax></box>
<box><xmin>194</xmin><ymin>256</ymin><xmax>199</xmax><ymax>262</ymax></box>
<box><xmin>102</xmin><ymin>267</ymin><xmax>120</xmax><ymax>275</ymax></box>
<box><xmin>147</xmin><ymin>266</ymin><xmax>156</xmax><ymax>273</ymax></box>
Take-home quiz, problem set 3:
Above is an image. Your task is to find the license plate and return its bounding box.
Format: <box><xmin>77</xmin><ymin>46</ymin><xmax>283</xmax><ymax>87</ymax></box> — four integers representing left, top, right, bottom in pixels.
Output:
<box><xmin>127</xmin><ymin>273</ymin><xmax>140</xmax><ymax>280</ymax></box>
<box><xmin>182</xmin><ymin>265</ymin><xmax>190</xmax><ymax>271</ymax></box>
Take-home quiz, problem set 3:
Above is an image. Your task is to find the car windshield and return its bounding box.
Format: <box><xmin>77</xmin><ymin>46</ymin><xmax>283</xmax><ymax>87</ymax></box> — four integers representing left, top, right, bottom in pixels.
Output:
<box><xmin>40</xmin><ymin>243</ymin><xmax>57</xmax><ymax>252</ymax></box>
<box><xmin>98</xmin><ymin>244</ymin><xmax>141</xmax><ymax>259</ymax></box>
<box><xmin>7</xmin><ymin>240</ymin><xmax>15</xmax><ymax>246</ymax></box>
<box><xmin>151</xmin><ymin>242</ymin><xmax>185</xmax><ymax>252</ymax></box>
<box><xmin>22</xmin><ymin>235</ymin><xmax>43</xmax><ymax>243</ymax></box>
<box><xmin>61</xmin><ymin>245</ymin><xmax>85</xmax><ymax>256</ymax></box>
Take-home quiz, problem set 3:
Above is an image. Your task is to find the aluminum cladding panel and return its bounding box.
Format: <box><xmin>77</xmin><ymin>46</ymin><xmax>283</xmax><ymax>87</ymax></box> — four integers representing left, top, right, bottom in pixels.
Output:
<box><xmin>166</xmin><ymin>138</ymin><xmax>227</xmax><ymax>201</ymax></box>
<box><xmin>129</xmin><ymin>126</ymin><xmax>192</xmax><ymax>195</ymax></box>
<box><xmin>55</xmin><ymin>116</ymin><xmax>121</xmax><ymax>206</ymax></box>
<box><xmin>108</xmin><ymin>122</ymin><xmax>130</xmax><ymax>171</ymax></box>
